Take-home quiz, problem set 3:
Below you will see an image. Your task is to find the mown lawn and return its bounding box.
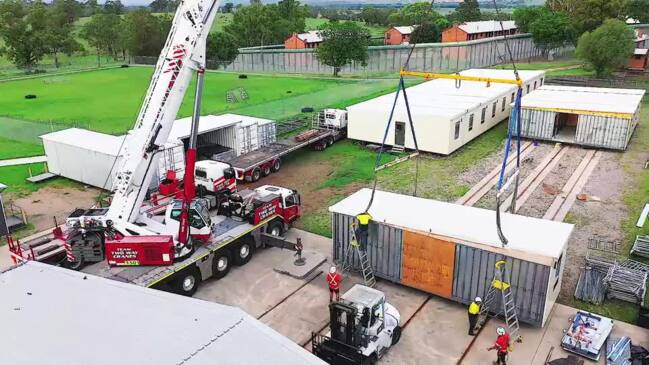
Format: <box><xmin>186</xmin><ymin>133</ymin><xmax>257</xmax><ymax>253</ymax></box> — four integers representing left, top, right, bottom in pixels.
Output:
<box><xmin>0</xmin><ymin>67</ymin><xmax>361</xmax><ymax>134</ymax></box>
<box><xmin>0</xmin><ymin>163</ymin><xmax>82</xmax><ymax>196</ymax></box>
<box><xmin>0</xmin><ymin>137</ymin><xmax>43</xmax><ymax>160</ymax></box>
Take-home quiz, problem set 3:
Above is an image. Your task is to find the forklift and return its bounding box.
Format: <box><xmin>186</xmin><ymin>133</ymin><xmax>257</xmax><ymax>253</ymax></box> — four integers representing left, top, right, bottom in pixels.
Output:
<box><xmin>312</xmin><ymin>284</ymin><xmax>402</xmax><ymax>365</ymax></box>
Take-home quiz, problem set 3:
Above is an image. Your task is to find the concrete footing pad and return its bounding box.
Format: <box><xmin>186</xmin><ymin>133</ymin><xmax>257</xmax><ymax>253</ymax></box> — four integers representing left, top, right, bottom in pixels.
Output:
<box><xmin>274</xmin><ymin>250</ymin><xmax>327</xmax><ymax>279</ymax></box>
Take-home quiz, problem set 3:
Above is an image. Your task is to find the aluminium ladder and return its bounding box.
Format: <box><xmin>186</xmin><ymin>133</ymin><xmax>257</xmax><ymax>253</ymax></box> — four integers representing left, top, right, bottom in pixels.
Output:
<box><xmin>341</xmin><ymin>223</ymin><xmax>376</xmax><ymax>288</ymax></box>
<box><xmin>479</xmin><ymin>260</ymin><xmax>522</xmax><ymax>344</ymax></box>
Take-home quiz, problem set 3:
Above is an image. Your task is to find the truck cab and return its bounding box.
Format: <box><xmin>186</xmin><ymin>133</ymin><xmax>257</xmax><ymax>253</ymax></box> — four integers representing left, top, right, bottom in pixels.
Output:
<box><xmin>195</xmin><ymin>160</ymin><xmax>237</xmax><ymax>196</ymax></box>
<box><xmin>318</xmin><ymin>109</ymin><xmax>348</xmax><ymax>130</ymax></box>
<box><xmin>254</xmin><ymin>185</ymin><xmax>301</xmax><ymax>224</ymax></box>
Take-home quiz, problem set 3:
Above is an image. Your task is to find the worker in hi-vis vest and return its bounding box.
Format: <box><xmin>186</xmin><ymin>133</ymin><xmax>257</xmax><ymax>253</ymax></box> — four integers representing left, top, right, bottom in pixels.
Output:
<box><xmin>355</xmin><ymin>212</ymin><xmax>372</xmax><ymax>250</ymax></box>
<box><xmin>468</xmin><ymin>296</ymin><xmax>482</xmax><ymax>336</ymax></box>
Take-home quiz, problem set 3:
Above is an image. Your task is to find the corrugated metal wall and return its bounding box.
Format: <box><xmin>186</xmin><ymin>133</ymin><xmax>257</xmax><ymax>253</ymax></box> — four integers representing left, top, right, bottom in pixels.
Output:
<box><xmin>237</xmin><ymin>123</ymin><xmax>259</xmax><ymax>155</ymax></box>
<box><xmin>518</xmin><ymin>109</ymin><xmax>555</xmax><ymax>140</ymax></box>
<box><xmin>331</xmin><ymin>213</ymin><xmax>552</xmax><ymax>327</ymax></box>
<box><xmin>332</xmin><ymin>213</ymin><xmax>403</xmax><ymax>282</ymax></box>
<box><xmin>257</xmin><ymin>121</ymin><xmax>277</xmax><ymax>148</ymax></box>
<box><xmin>198</xmin><ymin>126</ymin><xmax>239</xmax><ymax>155</ymax></box>
<box><xmin>452</xmin><ymin>245</ymin><xmax>550</xmax><ymax>327</ymax></box>
<box><xmin>575</xmin><ymin>114</ymin><xmax>633</xmax><ymax>150</ymax></box>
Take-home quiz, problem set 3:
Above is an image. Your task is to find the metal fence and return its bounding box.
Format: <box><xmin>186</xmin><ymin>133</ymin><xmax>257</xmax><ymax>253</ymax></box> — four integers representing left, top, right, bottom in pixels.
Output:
<box><xmin>135</xmin><ymin>34</ymin><xmax>572</xmax><ymax>76</ymax></box>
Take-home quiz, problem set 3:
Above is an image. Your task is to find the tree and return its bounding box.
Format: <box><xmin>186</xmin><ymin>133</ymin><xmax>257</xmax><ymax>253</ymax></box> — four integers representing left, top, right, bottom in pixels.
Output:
<box><xmin>0</xmin><ymin>0</ymin><xmax>48</xmax><ymax>71</ymax></box>
<box><xmin>103</xmin><ymin>0</ymin><xmax>124</xmax><ymax>15</ymax></box>
<box><xmin>222</xmin><ymin>2</ymin><xmax>234</xmax><ymax>13</ymax></box>
<box><xmin>225</xmin><ymin>2</ymin><xmax>308</xmax><ymax>47</ymax></box>
<box><xmin>81</xmin><ymin>13</ymin><xmax>121</xmax><ymax>66</ymax></box>
<box><xmin>454</xmin><ymin>0</ymin><xmax>481</xmax><ymax>23</ymax></box>
<box><xmin>410</xmin><ymin>22</ymin><xmax>440</xmax><ymax>44</ymax></box>
<box><xmin>388</xmin><ymin>2</ymin><xmax>441</xmax><ymax>26</ymax></box>
<box><xmin>361</xmin><ymin>7</ymin><xmax>394</xmax><ymax>26</ymax></box>
<box><xmin>572</xmin><ymin>0</ymin><xmax>629</xmax><ymax>34</ymax></box>
<box><xmin>480</xmin><ymin>11</ymin><xmax>513</xmax><ymax>21</ymax></box>
<box><xmin>627</xmin><ymin>0</ymin><xmax>649</xmax><ymax>23</ymax></box>
<box><xmin>546</xmin><ymin>0</ymin><xmax>578</xmax><ymax>14</ymax></box>
<box><xmin>83</xmin><ymin>0</ymin><xmax>99</xmax><ymax>16</ymax></box>
<box><xmin>528</xmin><ymin>10</ymin><xmax>575</xmax><ymax>55</ymax></box>
<box><xmin>512</xmin><ymin>6</ymin><xmax>544</xmax><ymax>33</ymax></box>
<box><xmin>149</xmin><ymin>0</ymin><xmax>178</xmax><ymax>13</ymax></box>
<box><xmin>315</xmin><ymin>22</ymin><xmax>369</xmax><ymax>77</ymax></box>
<box><xmin>206</xmin><ymin>31</ymin><xmax>239</xmax><ymax>68</ymax></box>
<box><xmin>46</xmin><ymin>0</ymin><xmax>82</xmax><ymax>68</ymax></box>
<box><xmin>576</xmin><ymin>19</ymin><xmax>635</xmax><ymax>77</ymax></box>
<box><xmin>123</xmin><ymin>9</ymin><xmax>169</xmax><ymax>57</ymax></box>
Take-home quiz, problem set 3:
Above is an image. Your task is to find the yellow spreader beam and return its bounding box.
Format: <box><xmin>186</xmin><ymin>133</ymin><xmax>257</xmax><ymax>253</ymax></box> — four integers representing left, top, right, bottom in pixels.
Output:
<box><xmin>400</xmin><ymin>70</ymin><xmax>524</xmax><ymax>87</ymax></box>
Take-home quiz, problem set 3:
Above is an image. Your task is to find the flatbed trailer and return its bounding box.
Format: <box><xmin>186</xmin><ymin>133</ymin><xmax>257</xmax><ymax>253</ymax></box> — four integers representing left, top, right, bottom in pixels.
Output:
<box><xmin>219</xmin><ymin>127</ymin><xmax>345</xmax><ymax>182</ymax></box>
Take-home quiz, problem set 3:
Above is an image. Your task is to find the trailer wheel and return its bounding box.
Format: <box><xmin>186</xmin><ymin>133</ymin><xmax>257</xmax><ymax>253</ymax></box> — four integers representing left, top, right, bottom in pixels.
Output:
<box><xmin>391</xmin><ymin>326</ymin><xmax>402</xmax><ymax>346</ymax></box>
<box><xmin>271</xmin><ymin>159</ymin><xmax>281</xmax><ymax>173</ymax></box>
<box><xmin>367</xmin><ymin>353</ymin><xmax>378</xmax><ymax>365</ymax></box>
<box><xmin>251</xmin><ymin>167</ymin><xmax>261</xmax><ymax>182</ymax></box>
<box><xmin>234</xmin><ymin>241</ymin><xmax>254</xmax><ymax>266</ymax></box>
<box><xmin>327</xmin><ymin>136</ymin><xmax>335</xmax><ymax>146</ymax></box>
<box><xmin>174</xmin><ymin>266</ymin><xmax>201</xmax><ymax>296</ymax></box>
<box><xmin>212</xmin><ymin>250</ymin><xmax>231</xmax><ymax>279</ymax></box>
<box><xmin>267</xmin><ymin>220</ymin><xmax>284</xmax><ymax>237</ymax></box>
<box><xmin>262</xmin><ymin>164</ymin><xmax>271</xmax><ymax>177</ymax></box>
<box><xmin>66</xmin><ymin>256</ymin><xmax>85</xmax><ymax>271</ymax></box>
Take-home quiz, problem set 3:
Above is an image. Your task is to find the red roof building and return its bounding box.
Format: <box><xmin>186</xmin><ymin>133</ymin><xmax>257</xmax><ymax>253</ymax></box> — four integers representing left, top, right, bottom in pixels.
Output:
<box><xmin>284</xmin><ymin>31</ymin><xmax>323</xmax><ymax>49</ymax></box>
<box><xmin>442</xmin><ymin>21</ymin><xmax>517</xmax><ymax>43</ymax></box>
<box><xmin>384</xmin><ymin>26</ymin><xmax>415</xmax><ymax>45</ymax></box>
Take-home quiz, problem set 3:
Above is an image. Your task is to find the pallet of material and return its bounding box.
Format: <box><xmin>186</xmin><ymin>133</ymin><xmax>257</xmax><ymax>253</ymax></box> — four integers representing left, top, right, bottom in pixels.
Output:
<box><xmin>631</xmin><ymin>235</ymin><xmax>649</xmax><ymax>258</ymax></box>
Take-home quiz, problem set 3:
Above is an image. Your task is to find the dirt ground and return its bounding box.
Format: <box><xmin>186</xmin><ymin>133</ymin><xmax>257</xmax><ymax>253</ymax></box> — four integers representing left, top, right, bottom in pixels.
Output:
<box><xmin>12</xmin><ymin>186</ymin><xmax>99</xmax><ymax>232</ymax></box>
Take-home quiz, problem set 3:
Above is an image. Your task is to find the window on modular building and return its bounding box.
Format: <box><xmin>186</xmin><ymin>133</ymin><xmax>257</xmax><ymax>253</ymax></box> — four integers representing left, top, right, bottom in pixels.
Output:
<box><xmin>501</xmin><ymin>97</ymin><xmax>506</xmax><ymax>112</ymax></box>
<box><xmin>526</xmin><ymin>85</ymin><xmax>530</xmax><ymax>94</ymax></box>
<box><xmin>540</xmin><ymin>78</ymin><xmax>544</xmax><ymax>86</ymax></box>
<box><xmin>534</xmin><ymin>81</ymin><xmax>537</xmax><ymax>89</ymax></box>
<box><xmin>481</xmin><ymin>107</ymin><xmax>486</xmax><ymax>124</ymax></box>
<box><xmin>469</xmin><ymin>114</ymin><xmax>474</xmax><ymax>131</ymax></box>
<box><xmin>492</xmin><ymin>102</ymin><xmax>496</xmax><ymax>117</ymax></box>
<box><xmin>511</xmin><ymin>92</ymin><xmax>515</xmax><ymax>103</ymax></box>
<box><xmin>454</xmin><ymin>120</ymin><xmax>461</xmax><ymax>139</ymax></box>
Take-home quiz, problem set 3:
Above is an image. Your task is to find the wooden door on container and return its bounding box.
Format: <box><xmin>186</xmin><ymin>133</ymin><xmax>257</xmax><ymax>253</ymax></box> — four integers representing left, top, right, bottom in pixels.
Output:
<box><xmin>401</xmin><ymin>231</ymin><xmax>455</xmax><ymax>299</ymax></box>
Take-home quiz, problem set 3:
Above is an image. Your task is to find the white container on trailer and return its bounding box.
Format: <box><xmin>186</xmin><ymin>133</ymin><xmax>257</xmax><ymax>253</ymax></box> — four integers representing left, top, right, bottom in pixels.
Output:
<box><xmin>346</xmin><ymin>69</ymin><xmax>545</xmax><ymax>155</ymax></box>
<box><xmin>329</xmin><ymin>189</ymin><xmax>574</xmax><ymax>327</ymax></box>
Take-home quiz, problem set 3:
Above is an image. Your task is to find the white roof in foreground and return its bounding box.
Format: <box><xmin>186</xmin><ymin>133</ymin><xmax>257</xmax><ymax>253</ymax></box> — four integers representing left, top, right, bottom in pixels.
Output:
<box><xmin>0</xmin><ymin>262</ymin><xmax>326</xmax><ymax>365</ymax></box>
<box><xmin>520</xmin><ymin>85</ymin><xmax>646</xmax><ymax>117</ymax></box>
<box><xmin>40</xmin><ymin>128</ymin><xmax>124</xmax><ymax>156</ymax></box>
<box><xmin>459</xmin><ymin>20</ymin><xmax>517</xmax><ymax>34</ymax></box>
<box><xmin>329</xmin><ymin>189</ymin><xmax>573</xmax><ymax>265</ymax></box>
<box><xmin>169</xmin><ymin>113</ymin><xmax>274</xmax><ymax>140</ymax></box>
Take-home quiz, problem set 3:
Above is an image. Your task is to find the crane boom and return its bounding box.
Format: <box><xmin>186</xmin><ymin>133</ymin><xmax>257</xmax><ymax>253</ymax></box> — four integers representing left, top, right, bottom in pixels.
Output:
<box><xmin>107</xmin><ymin>0</ymin><xmax>220</xmax><ymax>224</ymax></box>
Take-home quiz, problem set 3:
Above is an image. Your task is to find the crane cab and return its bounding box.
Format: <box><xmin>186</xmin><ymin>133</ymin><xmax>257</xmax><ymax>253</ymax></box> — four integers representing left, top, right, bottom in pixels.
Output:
<box><xmin>165</xmin><ymin>198</ymin><xmax>213</xmax><ymax>241</ymax></box>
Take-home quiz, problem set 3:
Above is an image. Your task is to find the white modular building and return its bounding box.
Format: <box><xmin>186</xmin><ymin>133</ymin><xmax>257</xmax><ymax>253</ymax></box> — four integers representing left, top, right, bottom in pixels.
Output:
<box><xmin>41</xmin><ymin>114</ymin><xmax>276</xmax><ymax>190</ymax></box>
<box><xmin>0</xmin><ymin>261</ymin><xmax>326</xmax><ymax>365</ymax></box>
<box><xmin>346</xmin><ymin>69</ymin><xmax>546</xmax><ymax>155</ymax></box>
<box><xmin>516</xmin><ymin>85</ymin><xmax>646</xmax><ymax>150</ymax></box>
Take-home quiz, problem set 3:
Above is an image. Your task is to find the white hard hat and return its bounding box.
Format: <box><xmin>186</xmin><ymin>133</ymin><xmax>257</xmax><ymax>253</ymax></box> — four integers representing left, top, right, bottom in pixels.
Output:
<box><xmin>330</xmin><ymin>266</ymin><xmax>337</xmax><ymax>274</ymax></box>
<box><xmin>475</xmin><ymin>297</ymin><xmax>482</xmax><ymax>302</ymax></box>
<box><xmin>497</xmin><ymin>327</ymin><xmax>506</xmax><ymax>336</ymax></box>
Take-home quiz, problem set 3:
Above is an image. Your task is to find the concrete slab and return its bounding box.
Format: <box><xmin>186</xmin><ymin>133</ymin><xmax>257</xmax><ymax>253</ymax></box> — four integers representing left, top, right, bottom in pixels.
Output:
<box><xmin>382</xmin><ymin>296</ymin><xmax>475</xmax><ymax>365</ymax></box>
<box><xmin>0</xmin><ymin>245</ymin><xmax>14</xmax><ymax>271</ymax></box>
<box><xmin>274</xmin><ymin>249</ymin><xmax>327</xmax><ymax>279</ymax></box>
<box><xmin>460</xmin><ymin>304</ymin><xmax>649</xmax><ymax>365</ymax></box>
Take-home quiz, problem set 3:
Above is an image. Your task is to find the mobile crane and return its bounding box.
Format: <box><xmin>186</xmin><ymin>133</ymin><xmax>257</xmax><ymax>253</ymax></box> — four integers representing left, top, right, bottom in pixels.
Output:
<box><xmin>50</xmin><ymin>0</ymin><xmax>302</xmax><ymax>296</ymax></box>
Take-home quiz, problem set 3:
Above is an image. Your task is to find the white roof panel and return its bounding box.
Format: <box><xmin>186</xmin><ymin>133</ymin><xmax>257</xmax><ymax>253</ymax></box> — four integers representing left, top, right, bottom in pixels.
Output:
<box><xmin>329</xmin><ymin>189</ymin><xmax>573</xmax><ymax>264</ymax></box>
<box><xmin>393</xmin><ymin>26</ymin><xmax>415</xmax><ymax>35</ymax></box>
<box><xmin>169</xmin><ymin>113</ymin><xmax>274</xmax><ymax>140</ymax></box>
<box><xmin>634</xmin><ymin>48</ymin><xmax>648</xmax><ymax>55</ymax></box>
<box><xmin>459</xmin><ymin>20</ymin><xmax>516</xmax><ymax>34</ymax></box>
<box><xmin>347</xmin><ymin>69</ymin><xmax>544</xmax><ymax>120</ymax></box>
<box><xmin>0</xmin><ymin>262</ymin><xmax>326</xmax><ymax>365</ymax></box>
<box><xmin>40</xmin><ymin>128</ymin><xmax>124</xmax><ymax>156</ymax></box>
<box><xmin>520</xmin><ymin>85</ymin><xmax>646</xmax><ymax>116</ymax></box>
<box><xmin>297</xmin><ymin>30</ymin><xmax>323</xmax><ymax>43</ymax></box>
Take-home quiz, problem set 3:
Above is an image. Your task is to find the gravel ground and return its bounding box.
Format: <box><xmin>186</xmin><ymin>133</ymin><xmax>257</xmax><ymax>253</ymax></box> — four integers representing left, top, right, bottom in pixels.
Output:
<box><xmin>517</xmin><ymin>146</ymin><xmax>588</xmax><ymax>218</ymax></box>
<box><xmin>557</xmin><ymin>150</ymin><xmax>627</xmax><ymax>301</ymax></box>
<box><xmin>473</xmin><ymin>142</ymin><xmax>554</xmax><ymax>210</ymax></box>
<box><xmin>457</xmin><ymin>139</ymin><xmax>508</xmax><ymax>189</ymax></box>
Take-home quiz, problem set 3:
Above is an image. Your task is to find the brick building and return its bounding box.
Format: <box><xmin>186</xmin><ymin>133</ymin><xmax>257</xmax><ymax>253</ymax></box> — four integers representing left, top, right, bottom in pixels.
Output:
<box><xmin>284</xmin><ymin>31</ymin><xmax>323</xmax><ymax>49</ymax></box>
<box><xmin>384</xmin><ymin>26</ymin><xmax>415</xmax><ymax>45</ymax></box>
<box><xmin>629</xmin><ymin>49</ymin><xmax>648</xmax><ymax>70</ymax></box>
<box><xmin>442</xmin><ymin>21</ymin><xmax>517</xmax><ymax>43</ymax></box>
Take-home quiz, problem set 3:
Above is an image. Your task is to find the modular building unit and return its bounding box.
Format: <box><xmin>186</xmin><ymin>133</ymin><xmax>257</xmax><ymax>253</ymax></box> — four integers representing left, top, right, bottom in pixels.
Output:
<box><xmin>0</xmin><ymin>261</ymin><xmax>326</xmax><ymax>365</ymax></box>
<box><xmin>41</xmin><ymin>128</ymin><xmax>184</xmax><ymax>190</ymax></box>
<box><xmin>517</xmin><ymin>85</ymin><xmax>646</xmax><ymax>150</ymax></box>
<box><xmin>346</xmin><ymin>69</ymin><xmax>545</xmax><ymax>155</ymax></box>
<box><xmin>329</xmin><ymin>189</ymin><xmax>574</xmax><ymax>327</ymax></box>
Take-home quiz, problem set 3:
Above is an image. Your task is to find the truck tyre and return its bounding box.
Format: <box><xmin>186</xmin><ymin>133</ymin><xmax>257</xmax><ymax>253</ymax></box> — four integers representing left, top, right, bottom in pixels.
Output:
<box><xmin>267</xmin><ymin>220</ymin><xmax>284</xmax><ymax>237</ymax></box>
<box><xmin>212</xmin><ymin>250</ymin><xmax>231</xmax><ymax>279</ymax></box>
<box><xmin>234</xmin><ymin>241</ymin><xmax>254</xmax><ymax>266</ymax></box>
<box><xmin>262</xmin><ymin>164</ymin><xmax>271</xmax><ymax>177</ymax></box>
<box><xmin>327</xmin><ymin>136</ymin><xmax>335</xmax><ymax>146</ymax></box>
<box><xmin>391</xmin><ymin>325</ymin><xmax>402</xmax><ymax>345</ymax></box>
<box><xmin>66</xmin><ymin>256</ymin><xmax>85</xmax><ymax>271</ymax></box>
<box><xmin>174</xmin><ymin>266</ymin><xmax>201</xmax><ymax>296</ymax></box>
<box><xmin>367</xmin><ymin>353</ymin><xmax>378</xmax><ymax>365</ymax></box>
<box><xmin>251</xmin><ymin>167</ymin><xmax>261</xmax><ymax>182</ymax></box>
<box><xmin>271</xmin><ymin>159</ymin><xmax>281</xmax><ymax>173</ymax></box>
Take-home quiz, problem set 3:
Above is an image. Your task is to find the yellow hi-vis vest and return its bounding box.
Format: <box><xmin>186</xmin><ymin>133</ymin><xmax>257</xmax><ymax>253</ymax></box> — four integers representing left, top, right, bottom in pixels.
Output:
<box><xmin>468</xmin><ymin>302</ymin><xmax>480</xmax><ymax>315</ymax></box>
<box><xmin>357</xmin><ymin>213</ymin><xmax>372</xmax><ymax>226</ymax></box>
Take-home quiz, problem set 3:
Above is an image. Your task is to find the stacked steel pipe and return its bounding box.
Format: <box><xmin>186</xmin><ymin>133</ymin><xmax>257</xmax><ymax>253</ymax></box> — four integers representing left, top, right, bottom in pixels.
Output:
<box><xmin>631</xmin><ymin>236</ymin><xmax>649</xmax><ymax>259</ymax></box>
<box><xmin>575</xmin><ymin>254</ymin><xmax>649</xmax><ymax>306</ymax></box>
